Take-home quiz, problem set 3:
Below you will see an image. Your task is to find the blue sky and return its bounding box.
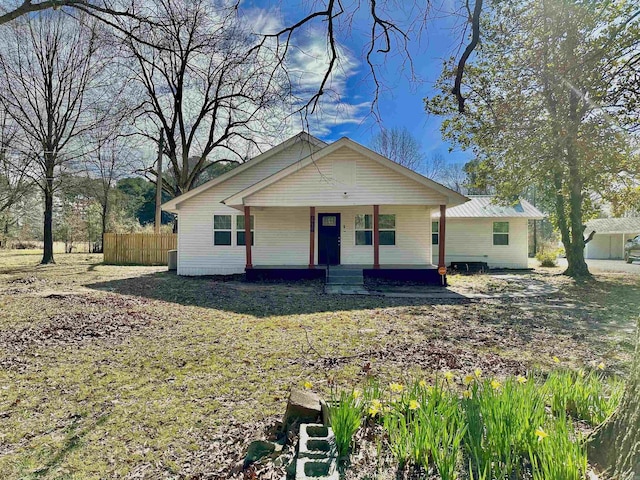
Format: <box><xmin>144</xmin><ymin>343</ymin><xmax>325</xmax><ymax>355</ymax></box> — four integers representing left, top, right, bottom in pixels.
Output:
<box><xmin>242</xmin><ymin>0</ymin><xmax>473</xmax><ymax>167</ymax></box>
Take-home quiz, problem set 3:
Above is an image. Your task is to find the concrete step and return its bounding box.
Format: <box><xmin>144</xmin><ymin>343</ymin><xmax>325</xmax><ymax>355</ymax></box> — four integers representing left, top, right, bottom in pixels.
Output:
<box><xmin>326</xmin><ymin>269</ymin><xmax>363</xmax><ymax>277</ymax></box>
<box><xmin>326</xmin><ymin>276</ymin><xmax>363</xmax><ymax>285</ymax></box>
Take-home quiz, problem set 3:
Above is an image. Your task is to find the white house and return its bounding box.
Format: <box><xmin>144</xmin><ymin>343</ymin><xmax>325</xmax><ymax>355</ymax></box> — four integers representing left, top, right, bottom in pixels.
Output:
<box><xmin>584</xmin><ymin>218</ymin><xmax>640</xmax><ymax>260</ymax></box>
<box><xmin>433</xmin><ymin>196</ymin><xmax>544</xmax><ymax>269</ymax></box>
<box><xmin>161</xmin><ymin>133</ymin><xmax>542</xmax><ymax>282</ymax></box>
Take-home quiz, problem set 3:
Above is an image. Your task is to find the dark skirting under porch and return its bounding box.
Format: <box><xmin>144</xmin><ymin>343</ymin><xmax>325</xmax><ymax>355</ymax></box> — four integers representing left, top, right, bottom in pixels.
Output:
<box><xmin>245</xmin><ymin>264</ymin><xmax>445</xmax><ymax>286</ymax></box>
<box><xmin>245</xmin><ymin>265</ymin><xmax>327</xmax><ymax>281</ymax></box>
<box><xmin>363</xmin><ymin>268</ymin><xmax>446</xmax><ymax>286</ymax></box>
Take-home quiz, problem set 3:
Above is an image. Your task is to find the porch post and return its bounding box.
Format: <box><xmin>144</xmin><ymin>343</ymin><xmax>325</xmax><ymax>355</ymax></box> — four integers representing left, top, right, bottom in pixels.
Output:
<box><xmin>244</xmin><ymin>205</ymin><xmax>252</xmax><ymax>269</ymax></box>
<box><xmin>438</xmin><ymin>204</ymin><xmax>446</xmax><ymax>269</ymax></box>
<box><xmin>373</xmin><ymin>204</ymin><xmax>380</xmax><ymax>269</ymax></box>
<box><xmin>309</xmin><ymin>207</ymin><xmax>315</xmax><ymax>268</ymax></box>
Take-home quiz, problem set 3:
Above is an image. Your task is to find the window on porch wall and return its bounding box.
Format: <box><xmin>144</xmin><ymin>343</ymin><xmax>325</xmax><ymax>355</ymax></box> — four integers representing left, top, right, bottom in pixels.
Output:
<box><xmin>213</xmin><ymin>215</ymin><xmax>232</xmax><ymax>245</ymax></box>
<box><xmin>236</xmin><ymin>215</ymin><xmax>254</xmax><ymax>246</ymax></box>
<box><xmin>379</xmin><ymin>214</ymin><xmax>396</xmax><ymax>245</ymax></box>
<box><xmin>432</xmin><ymin>221</ymin><xmax>439</xmax><ymax>245</ymax></box>
<box><xmin>355</xmin><ymin>214</ymin><xmax>373</xmax><ymax>245</ymax></box>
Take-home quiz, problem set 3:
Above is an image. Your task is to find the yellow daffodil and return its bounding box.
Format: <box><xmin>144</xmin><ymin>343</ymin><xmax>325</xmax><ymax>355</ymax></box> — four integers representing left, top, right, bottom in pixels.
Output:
<box><xmin>474</xmin><ymin>368</ymin><xmax>482</xmax><ymax>378</ymax></box>
<box><xmin>463</xmin><ymin>374</ymin><xmax>475</xmax><ymax>385</ymax></box>
<box><xmin>577</xmin><ymin>369</ymin><xmax>585</xmax><ymax>378</ymax></box>
<box><xmin>553</xmin><ymin>356</ymin><xmax>560</xmax><ymax>364</ymax></box>
<box><xmin>597</xmin><ymin>362</ymin><xmax>605</xmax><ymax>371</ymax></box>
<box><xmin>408</xmin><ymin>400</ymin><xmax>420</xmax><ymax>411</ymax></box>
<box><xmin>444</xmin><ymin>371</ymin><xmax>455</xmax><ymax>382</ymax></box>
<box><xmin>303</xmin><ymin>381</ymin><xmax>313</xmax><ymax>390</ymax></box>
<box><xmin>535</xmin><ymin>428</ymin><xmax>548</xmax><ymax>442</ymax></box>
<box><xmin>491</xmin><ymin>379</ymin><xmax>502</xmax><ymax>390</ymax></box>
<box><xmin>368</xmin><ymin>399</ymin><xmax>382</xmax><ymax>417</ymax></box>
<box><xmin>352</xmin><ymin>389</ymin><xmax>361</xmax><ymax>399</ymax></box>
<box><xmin>516</xmin><ymin>376</ymin><xmax>527</xmax><ymax>384</ymax></box>
<box><xmin>419</xmin><ymin>379</ymin><xmax>427</xmax><ymax>388</ymax></box>
<box><xmin>389</xmin><ymin>382</ymin><xmax>404</xmax><ymax>393</ymax></box>
<box><xmin>463</xmin><ymin>390</ymin><xmax>472</xmax><ymax>399</ymax></box>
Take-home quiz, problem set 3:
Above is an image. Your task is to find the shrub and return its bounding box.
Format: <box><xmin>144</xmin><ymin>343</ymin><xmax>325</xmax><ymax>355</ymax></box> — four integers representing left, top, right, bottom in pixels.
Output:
<box><xmin>328</xmin><ymin>389</ymin><xmax>363</xmax><ymax>457</ymax></box>
<box><xmin>536</xmin><ymin>250</ymin><xmax>558</xmax><ymax>267</ymax></box>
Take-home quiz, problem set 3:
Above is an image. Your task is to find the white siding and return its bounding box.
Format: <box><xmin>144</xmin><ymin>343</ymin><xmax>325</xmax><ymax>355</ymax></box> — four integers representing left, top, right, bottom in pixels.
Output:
<box><xmin>585</xmin><ymin>233</ymin><xmax>636</xmax><ymax>259</ymax></box>
<box><xmin>244</xmin><ymin>147</ymin><xmax>448</xmax><ymax>207</ymax></box>
<box><xmin>433</xmin><ymin>218</ymin><xmax>530</xmax><ymax>269</ymax></box>
<box><xmin>178</xmin><ymin>204</ymin><xmax>433</xmax><ymax>275</ymax></box>
<box><xmin>176</xmin><ymin>142</ymin><xmax>321</xmax><ymax>275</ymax></box>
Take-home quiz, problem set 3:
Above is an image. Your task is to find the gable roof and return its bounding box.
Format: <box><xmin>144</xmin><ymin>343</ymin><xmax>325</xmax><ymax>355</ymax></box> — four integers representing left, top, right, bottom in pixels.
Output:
<box><xmin>585</xmin><ymin>217</ymin><xmax>640</xmax><ymax>234</ymax></box>
<box><xmin>161</xmin><ymin>132</ymin><xmax>327</xmax><ymax>212</ymax></box>
<box><xmin>433</xmin><ymin>195</ymin><xmax>545</xmax><ymax>219</ymax></box>
<box><xmin>223</xmin><ymin>137</ymin><xmax>469</xmax><ymax>207</ymax></box>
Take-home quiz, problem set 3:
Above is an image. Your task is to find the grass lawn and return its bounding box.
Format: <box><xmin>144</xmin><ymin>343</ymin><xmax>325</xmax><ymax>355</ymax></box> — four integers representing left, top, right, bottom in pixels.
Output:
<box><xmin>0</xmin><ymin>251</ymin><xmax>637</xmax><ymax>479</ymax></box>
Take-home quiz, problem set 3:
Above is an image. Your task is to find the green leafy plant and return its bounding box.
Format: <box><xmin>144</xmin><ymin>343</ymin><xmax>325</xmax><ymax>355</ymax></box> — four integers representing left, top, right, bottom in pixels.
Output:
<box><xmin>529</xmin><ymin>415</ymin><xmax>588</xmax><ymax>480</ymax></box>
<box><xmin>328</xmin><ymin>389</ymin><xmax>363</xmax><ymax>458</ymax></box>
<box><xmin>543</xmin><ymin>369</ymin><xmax>624</xmax><ymax>425</ymax></box>
<box><xmin>382</xmin><ymin>409</ymin><xmax>412</xmax><ymax>469</ymax></box>
<box><xmin>463</xmin><ymin>376</ymin><xmax>546</xmax><ymax>478</ymax></box>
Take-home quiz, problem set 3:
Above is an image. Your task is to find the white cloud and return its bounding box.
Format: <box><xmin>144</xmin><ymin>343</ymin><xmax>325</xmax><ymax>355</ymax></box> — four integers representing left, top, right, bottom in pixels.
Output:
<box><xmin>240</xmin><ymin>8</ymin><xmax>368</xmax><ymax>139</ymax></box>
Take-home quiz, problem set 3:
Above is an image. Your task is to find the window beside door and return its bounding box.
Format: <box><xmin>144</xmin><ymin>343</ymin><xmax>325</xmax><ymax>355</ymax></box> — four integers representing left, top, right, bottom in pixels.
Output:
<box><xmin>354</xmin><ymin>213</ymin><xmax>396</xmax><ymax>246</ymax></box>
<box><xmin>355</xmin><ymin>214</ymin><xmax>373</xmax><ymax>245</ymax></box>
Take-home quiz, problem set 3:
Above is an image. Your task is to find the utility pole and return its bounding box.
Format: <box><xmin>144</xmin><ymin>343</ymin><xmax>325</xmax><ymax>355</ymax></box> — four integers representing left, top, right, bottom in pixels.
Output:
<box><xmin>154</xmin><ymin>130</ymin><xmax>164</xmax><ymax>235</ymax></box>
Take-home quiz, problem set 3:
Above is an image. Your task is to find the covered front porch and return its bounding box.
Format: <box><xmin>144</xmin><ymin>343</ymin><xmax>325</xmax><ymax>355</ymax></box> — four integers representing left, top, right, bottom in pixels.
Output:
<box><xmin>237</xmin><ymin>204</ymin><xmax>449</xmax><ymax>285</ymax></box>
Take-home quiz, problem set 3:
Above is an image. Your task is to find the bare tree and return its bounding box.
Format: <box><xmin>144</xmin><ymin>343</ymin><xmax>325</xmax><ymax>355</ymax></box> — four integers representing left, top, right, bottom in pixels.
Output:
<box><xmin>370</xmin><ymin>127</ymin><xmax>425</xmax><ymax>171</ymax></box>
<box><xmin>423</xmin><ymin>153</ymin><xmax>446</xmax><ymax>182</ymax></box>
<box><xmin>82</xmin><ymin>125</ymin><xmax>140</xmax><ymax>249</ymax></box>
<box><xmin>116</xmin><ymin>0</ymin><xmax>289</xmax><ymax>198</ymax></box>
<box><xmin>441</xmin><ymin>162</ymin><xmax>469</xmax><ymax>194</ymax></box>
<box><xmin>0</xmin><ymin>108</ymin><xmax>31</xmax><ymax>217</ymax></box>
<box><xmin>0</xmin><ymin>12</ymin><xmax>110</xmax><ymax>263</ymax></box>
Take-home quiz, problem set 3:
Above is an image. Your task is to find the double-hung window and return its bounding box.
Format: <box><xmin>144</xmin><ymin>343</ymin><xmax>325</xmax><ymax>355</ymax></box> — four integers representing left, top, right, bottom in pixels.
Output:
<box><xmin>355</xmin><ymin>214</ymin><xmax>372</xmax><ymax>245</ymax></box>
<box><xmin>355</xmin><ymin>213</ymin><xmax>396</xmax><ymax>245</ymax></box>
<box><xmin>213</xmin><ymin>215</ymin><xmax>232</xmax><ymax>245</ymax></box>
<box><xmin>493</xmin><ymin>221</ymin><xmax>509</xmax><ymax>245</ymax></box>
<box><xmin>236</xmin><ymin>215</ymin><xmax>254</xmax><ymax>246</ymax></box>
<box><xmin>432</xmin><ymin>221</ymin><xmax>439</xmax><ymax>245</ymax></box>
<box><xmin>379</xmin><ymin>214</ymin><xmax>396</xmax><ymax>245</ymax></box>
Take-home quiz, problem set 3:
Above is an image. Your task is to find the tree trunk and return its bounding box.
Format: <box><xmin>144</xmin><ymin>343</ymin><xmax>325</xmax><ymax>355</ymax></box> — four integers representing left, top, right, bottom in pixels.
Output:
<box><xmin>588</xmin><ymin>318</ymin><xmax>640</xmax><ymax>478</ymax></box>
<box><xmin>100</xmin><ymin>202</ymin><xmax>107</xmax><ymax>254</ymax></box>
<box><xmin>564</xmin><ymin>100</ymin><xmax>590</xmax><ymax>278</ymax></box>
<box><xmin>41</xmin><ymin>176</ymin><xmax>55</xmax><ymax>264</ymax></box>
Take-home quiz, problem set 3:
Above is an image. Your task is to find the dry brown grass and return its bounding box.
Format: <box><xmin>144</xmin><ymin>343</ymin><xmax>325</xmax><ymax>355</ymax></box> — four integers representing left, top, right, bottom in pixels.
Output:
<box><xmin>0</xmin><ymin>250</ymin><xmax>637</xmax><ymax>479</ymax></box>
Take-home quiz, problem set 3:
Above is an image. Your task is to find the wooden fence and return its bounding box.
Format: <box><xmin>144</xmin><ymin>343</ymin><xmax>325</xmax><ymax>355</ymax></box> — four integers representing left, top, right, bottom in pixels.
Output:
<box><xmin>103</xmin><ymin>233</ymin><xmax>177</xmax><ymax>265</ymax></box>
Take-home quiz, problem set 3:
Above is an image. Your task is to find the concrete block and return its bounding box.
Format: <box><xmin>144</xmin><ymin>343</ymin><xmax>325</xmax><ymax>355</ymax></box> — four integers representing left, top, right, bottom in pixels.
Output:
<box><xmin>295</xmin><ymin>457</ymin><xmax>339</xmax><ymax>480</ymax></box>
<box><xmin>298</xmin><ymin>424</ymin><xmax>336</xmax><ymax>459</ymax></box>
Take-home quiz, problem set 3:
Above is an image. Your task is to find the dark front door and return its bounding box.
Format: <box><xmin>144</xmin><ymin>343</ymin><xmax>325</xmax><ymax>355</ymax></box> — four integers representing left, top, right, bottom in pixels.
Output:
<box><xmin>318</xmin><ymin>213</ymin><xmax>341</xmax><ymax>265</ymax></box>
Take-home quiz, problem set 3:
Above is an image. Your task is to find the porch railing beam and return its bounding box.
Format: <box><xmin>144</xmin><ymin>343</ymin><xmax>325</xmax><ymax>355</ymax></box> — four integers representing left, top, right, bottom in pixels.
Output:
<box><xmin>373</xmin><ymin>204</ymin><xmax>380</xmax><ymax>269</ymax></box>
<box><xmin>309</xmin><ymin>206</ymin><xmax>315</xmax><ymax>268</ymax></box>
<box><xmin>244</xmin><ymin>205</ymin><xmax>253</xmax><ymax>269</ymax></box>
<box><xmin>438</xmin><ymin>204</ymin><xmax>446</xmax><ymax>269</ymax></box>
